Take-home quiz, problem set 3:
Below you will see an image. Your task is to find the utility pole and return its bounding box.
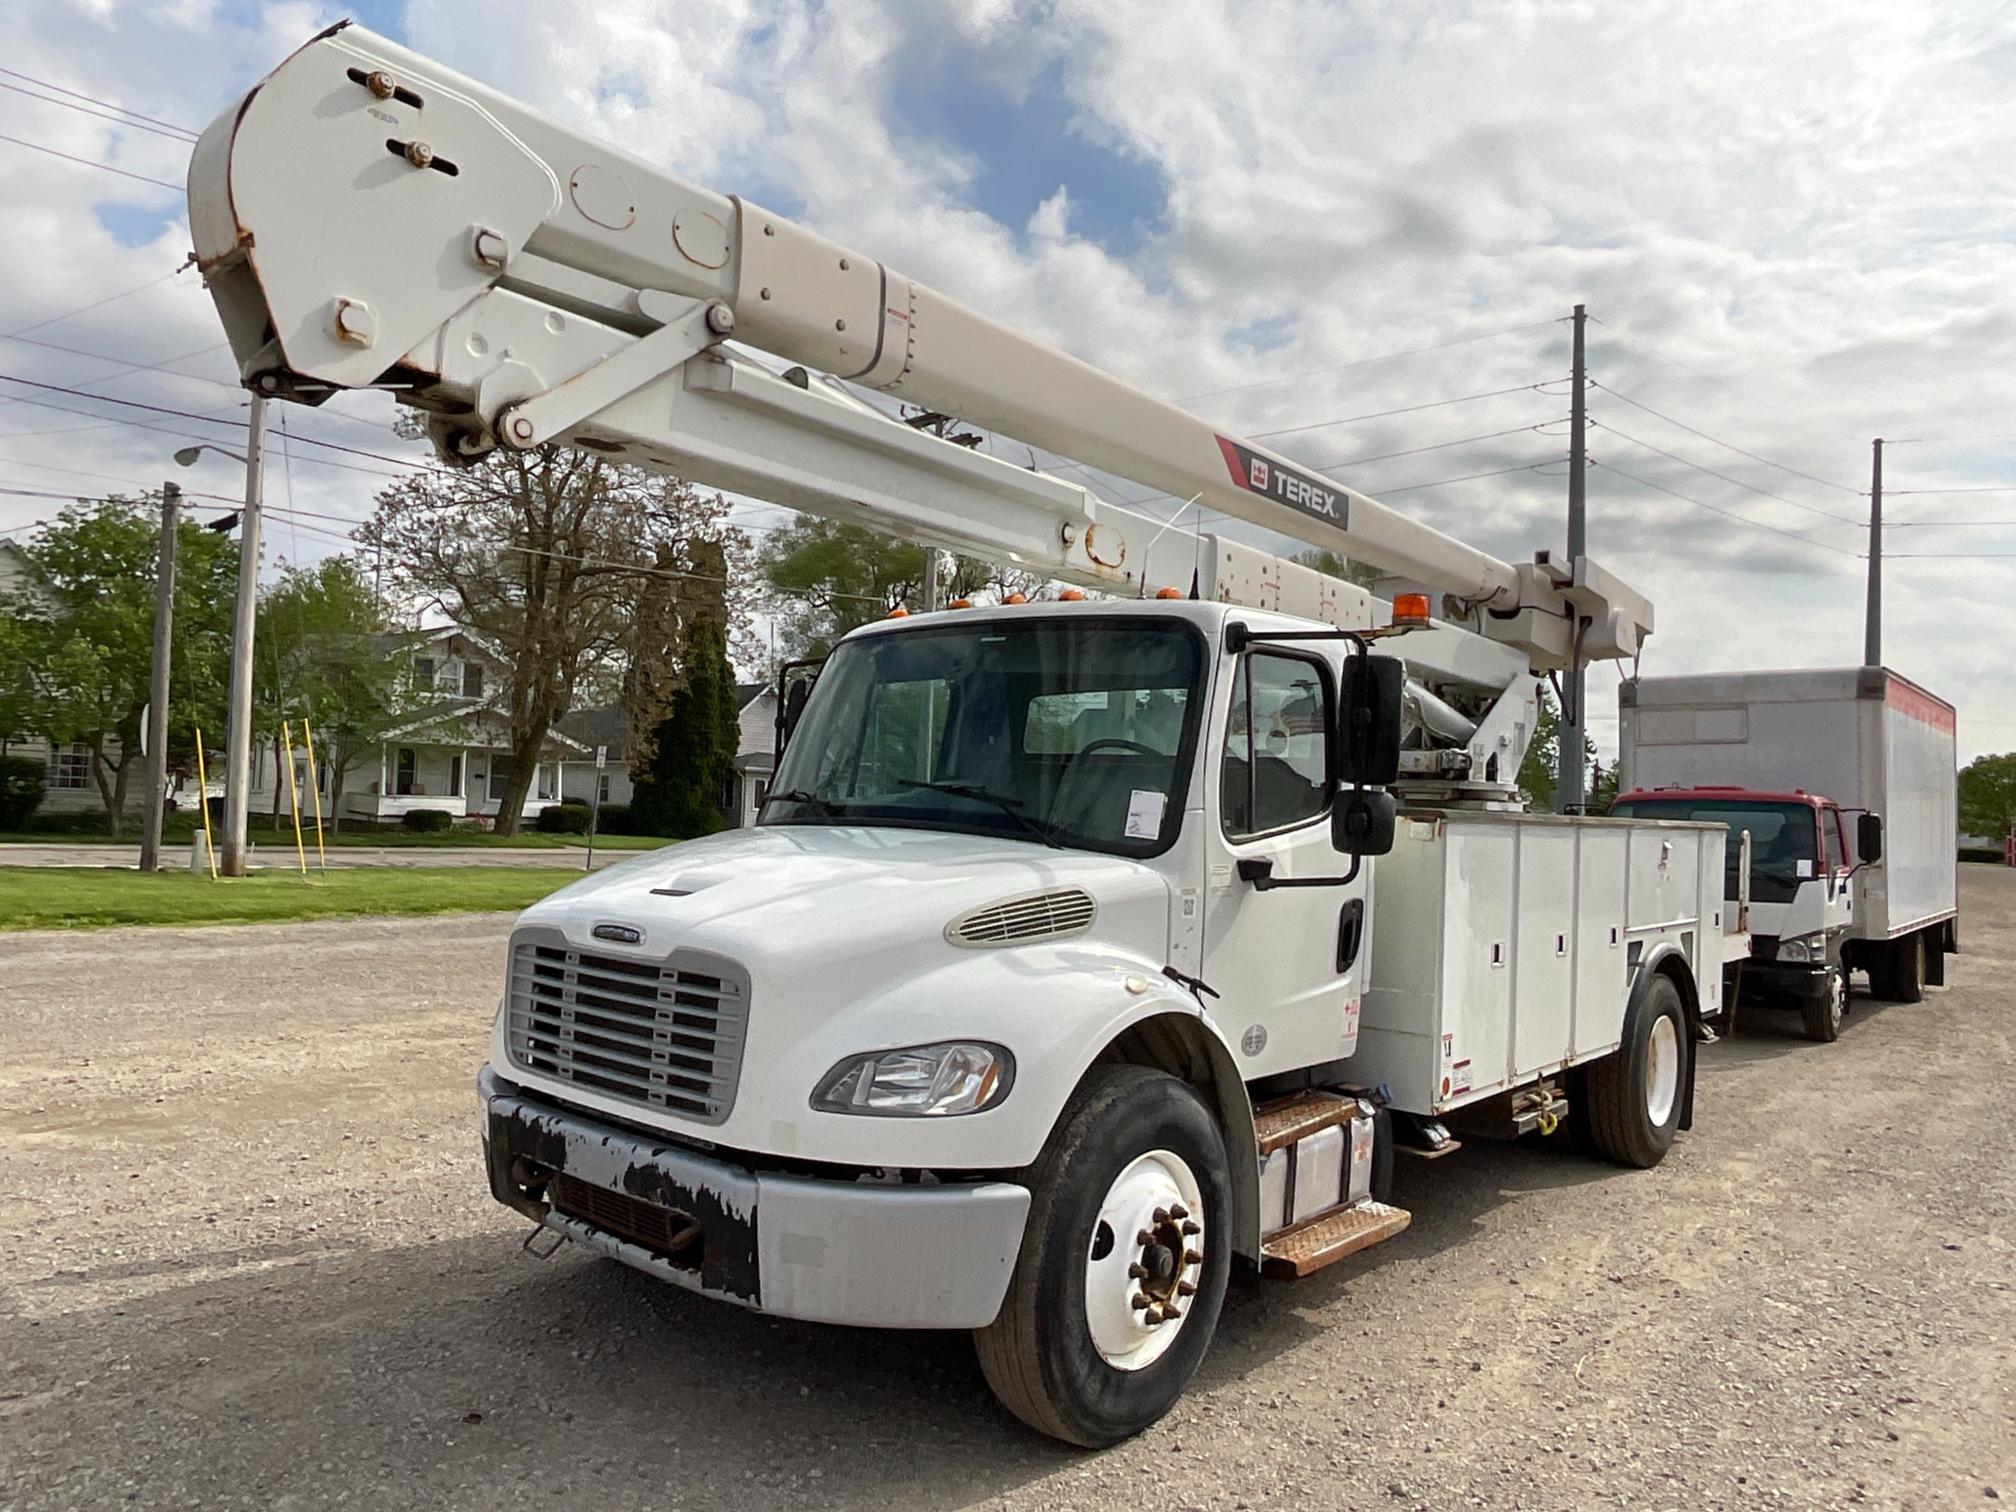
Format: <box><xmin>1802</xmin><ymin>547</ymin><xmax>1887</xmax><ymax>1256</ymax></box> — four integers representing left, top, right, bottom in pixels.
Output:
<box><xmin>922</xmin><ymin>545</ymin><xmax>944</xmax><ymax>612</ymax></box>
<box><xmin>221</xmin><ymin>393</ymin><xmax>270</xmax><ymax>877</ymax></box>
<box><xmin>1555</xmin><ymin>302</ymin><xmax>1589</xmax><ymax>813</ymax></box>
<box><xmin>1864</xmin><ymin>438</ymin><xmax>1883</xmax><ymax>667</ymax></box>
<box><xmin>138</xmin><ymin>482</ymin><xmax>181</xmax><ymax>873</ymax></box>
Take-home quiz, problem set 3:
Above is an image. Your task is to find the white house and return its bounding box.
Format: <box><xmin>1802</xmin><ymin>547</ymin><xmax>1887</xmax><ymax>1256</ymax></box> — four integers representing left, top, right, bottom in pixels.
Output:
<box><xmin>558</xmin><ymin>682</ymin><xmax>777</xmax><ymax>828</ymax></box>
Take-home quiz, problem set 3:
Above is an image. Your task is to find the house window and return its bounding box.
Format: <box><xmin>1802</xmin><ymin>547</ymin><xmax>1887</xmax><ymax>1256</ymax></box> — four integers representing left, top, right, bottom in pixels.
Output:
<box><xmin>414</xmin><ymin>655</ymin><xmax>435</xmax><ymax>689</ymax></box>
<box><xmin>395</xmin><ymin>747</ymin><xmax>417</xmax><ymax>796</ymax></box>
<box><xmin>49</xmin><ymin>743</ymin><xmax>90</xmax><ymax>789</ymax></box>
<box><xmin>462</xmin><ymin>664</ymin><xmax>484</xmax><ymax>698</ymax></box>
<box><xmin>535</xmin><ymin>763</ymin><xmax>558</xmax><ymax>801</ymax></box>
<box><xmin>449</xmin><ymin>754</ymin><xmax>463</xmax><ymax>798</ymax></box>
<box><xmin>598</xmin><ymin>773</ymin><xmax>610</xmax><ymax>804</ymax></box>
<box><xmin>487</xmin><ymin>761</ymin><xmax>508</xmax><ymax>801</ymax></box>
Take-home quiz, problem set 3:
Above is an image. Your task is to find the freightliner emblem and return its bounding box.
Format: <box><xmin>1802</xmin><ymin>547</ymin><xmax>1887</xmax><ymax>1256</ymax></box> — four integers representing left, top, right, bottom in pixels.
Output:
<box><xmin>1215</xmin><ymin>436</ymin><xmax>1350</xmax><ymax>529</ymax></box>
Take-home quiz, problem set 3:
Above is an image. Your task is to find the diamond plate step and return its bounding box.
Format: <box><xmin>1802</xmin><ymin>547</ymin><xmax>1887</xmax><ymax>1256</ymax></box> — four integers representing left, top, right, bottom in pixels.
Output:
<box><xmin>1252</xmin><ymin>1090</ymin><xmax>1358</xmax><ymax>1157</ymax></box>
<box><xmin>1260</xmin><ymin>1199</ymin><xmax>1412</xmax><ymax>1278</ymax></box>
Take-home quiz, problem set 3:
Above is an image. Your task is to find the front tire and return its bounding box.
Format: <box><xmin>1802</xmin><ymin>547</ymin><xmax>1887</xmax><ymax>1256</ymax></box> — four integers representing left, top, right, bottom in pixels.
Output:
<box><xmin>974</xmin><ymin>1065</ymin><xmax>1233</xmax><ymax>1447</ymax></box>
<box><xmin>1584</xmin><ymin>974</ymin><xmax>1688</xmax><ymax>1169</ymax></box>
<box><xmin>1801</xmin><ymin>965</ymin><xmax>1847</xmax><ymax>1043</ymax></box>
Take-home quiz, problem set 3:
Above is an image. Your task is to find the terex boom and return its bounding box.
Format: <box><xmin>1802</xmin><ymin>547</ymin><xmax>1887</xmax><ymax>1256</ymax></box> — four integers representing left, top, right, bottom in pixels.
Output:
<box><xmin>190</xmin><ymin>24</ymin><xmax>1738</xmax><ymax>1445</ymax></box>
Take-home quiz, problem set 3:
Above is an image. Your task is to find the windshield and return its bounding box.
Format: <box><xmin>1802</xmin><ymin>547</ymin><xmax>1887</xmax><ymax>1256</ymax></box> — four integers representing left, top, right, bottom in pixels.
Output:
<box><xmin>1610</xmin><ymin>798</ymin><xmax>1819</xmax><ymax>904</ymax></box>
<box><xmin>766</xmin><ymin>616</ymin><xmax>1205</xmax><ymax>856</ymax></box>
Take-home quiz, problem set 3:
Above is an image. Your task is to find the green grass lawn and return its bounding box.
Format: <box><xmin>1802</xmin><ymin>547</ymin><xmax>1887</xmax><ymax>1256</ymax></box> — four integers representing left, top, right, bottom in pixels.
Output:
<box><xmin>0</xmin><ymin>825</ymin><xmax>671</xmax><ymax>851</ymax></box>
<box><xmin>0</xmin><ymin>866</ymin><xmax>582</xmax><ymax>931</ymax></box>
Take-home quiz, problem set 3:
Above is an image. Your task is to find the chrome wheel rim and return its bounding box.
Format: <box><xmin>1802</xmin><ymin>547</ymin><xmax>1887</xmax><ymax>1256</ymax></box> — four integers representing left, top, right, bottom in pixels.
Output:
<box><xmin>1084</xmin><ymin>1149</ymin><xmax>1204</xmax><ymax>1372</ymax></box>
<box><xmin>1645</xmin><ymin>1015</ymin><xmax>1681</xmax><ymax>1127</ymax></box>
<box><xmin>1830</xmin><ymin>970</ymin><xmax>1847</xmax><ymax>1029</ymax></box>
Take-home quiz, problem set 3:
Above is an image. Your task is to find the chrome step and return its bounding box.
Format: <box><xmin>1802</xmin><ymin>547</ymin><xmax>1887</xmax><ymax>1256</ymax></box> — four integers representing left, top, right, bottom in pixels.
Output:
<box><xmin>1260</xmin><ymin>1199</ymin><xmax>1412</xmax><ymax>1278</ymax></box>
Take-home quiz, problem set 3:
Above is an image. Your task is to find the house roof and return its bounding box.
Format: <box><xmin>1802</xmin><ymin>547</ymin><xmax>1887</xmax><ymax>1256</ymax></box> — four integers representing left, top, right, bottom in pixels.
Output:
<box><xmin>737</xmin><ymin>682</ymin><xmax>771</xmax><ymax>710</ymax></box>
<box><xmin>559</xmin><ymin>703</ymin><xmax>631</xmax><ymax>758</ymax></box>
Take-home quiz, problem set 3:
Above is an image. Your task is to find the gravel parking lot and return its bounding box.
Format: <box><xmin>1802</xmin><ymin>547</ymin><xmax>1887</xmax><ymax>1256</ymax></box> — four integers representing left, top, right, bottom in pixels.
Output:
<box><xmin>3</xmin><ymin>871</ymin><xmax>2013</xmax><ymax>1510</ymax></box>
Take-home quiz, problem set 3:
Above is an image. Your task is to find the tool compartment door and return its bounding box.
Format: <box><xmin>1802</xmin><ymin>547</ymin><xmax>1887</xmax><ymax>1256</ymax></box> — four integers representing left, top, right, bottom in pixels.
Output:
<box><xmin>1573</xmin><ymin>827</ymin><xmax>1629</xmax><ymax>1058</ymax></box>
<box><xmin>1437</xmin><ymin>822</ymin><xmax>1514</xmax><ymax>1103</ymax></box>
<box><xmin>1511</xmin><ymin>824</ymin><xmax>1576</xmax><ymax>1078</ymax></box>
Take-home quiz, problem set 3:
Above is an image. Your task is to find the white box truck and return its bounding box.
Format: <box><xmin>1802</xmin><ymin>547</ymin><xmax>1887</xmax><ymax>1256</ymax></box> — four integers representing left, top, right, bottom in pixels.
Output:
<box><xmin>191</xmin><ymin>24</ymin><xmax>1739</xmax><ymax>1447</ymax></box>
<box><xmin>1614</xmin><ymin>667</ymin><xmax>1958</xmax><ymax>1041</ymax></box>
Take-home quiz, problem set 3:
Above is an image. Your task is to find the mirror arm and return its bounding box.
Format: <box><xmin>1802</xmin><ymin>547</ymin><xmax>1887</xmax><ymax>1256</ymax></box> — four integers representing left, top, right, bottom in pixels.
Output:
<box><xmin>1237</xmin><ymin>855</ymin><xmax>1362</xmax><ymax>890</ymax></box>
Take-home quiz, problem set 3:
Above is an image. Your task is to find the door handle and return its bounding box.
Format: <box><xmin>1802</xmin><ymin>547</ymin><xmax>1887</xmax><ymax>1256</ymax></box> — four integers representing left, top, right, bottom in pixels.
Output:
<box><xmin>1336</xmin><ymin>897</ymin><xmax>1366</xmax><ymax>974</ymax></box>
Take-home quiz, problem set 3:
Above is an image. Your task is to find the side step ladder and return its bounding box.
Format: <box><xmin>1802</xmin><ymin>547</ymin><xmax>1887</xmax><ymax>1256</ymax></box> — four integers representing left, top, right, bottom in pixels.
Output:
<box><xmin>1251</xmin><ymin>1090</ymin><xmax>1413</xmax><ymax>1279</ymax></box>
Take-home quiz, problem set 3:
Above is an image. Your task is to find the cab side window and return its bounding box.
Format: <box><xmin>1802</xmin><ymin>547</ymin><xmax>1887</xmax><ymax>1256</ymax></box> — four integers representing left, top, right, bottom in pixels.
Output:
<box><xmin>1222</xmin><ymin>652</ymin><xmax>1332</xmax><ymax>837</ymax></box>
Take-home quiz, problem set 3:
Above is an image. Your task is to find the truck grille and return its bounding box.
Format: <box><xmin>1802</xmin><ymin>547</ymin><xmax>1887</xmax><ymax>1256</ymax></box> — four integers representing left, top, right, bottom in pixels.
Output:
<box><xmin>504</xmin><ymin>931</ymin><xmax>749</xmax><ymax>1125</ymax></box>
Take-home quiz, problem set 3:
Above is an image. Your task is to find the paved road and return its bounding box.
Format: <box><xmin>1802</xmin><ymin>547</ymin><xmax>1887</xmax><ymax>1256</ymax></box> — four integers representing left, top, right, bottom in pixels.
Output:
<box><xmin>0</xmin><ymin>842</ymin><xmax>642</xmax><ymax>870</ymax></box>
<box><xmin>2</xmin><ymin>873</ymin><xmax>2012</xmax><ymax>1509</ymax></box>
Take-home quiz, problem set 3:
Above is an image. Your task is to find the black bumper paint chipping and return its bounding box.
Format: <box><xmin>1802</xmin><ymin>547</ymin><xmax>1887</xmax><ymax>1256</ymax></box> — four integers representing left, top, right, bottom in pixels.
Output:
<box><xmin>482</xmin><ymin>1068</ymin><xmax>760</xmax><ymax>1304</ymax></box>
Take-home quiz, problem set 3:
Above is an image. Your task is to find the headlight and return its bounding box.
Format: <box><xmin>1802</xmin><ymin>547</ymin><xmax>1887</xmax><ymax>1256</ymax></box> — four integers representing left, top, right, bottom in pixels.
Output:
<box><xmin>811</xmin><ymin>1042</ymin><xmax>1014</xmax><ymax>1117</ymax></box>
<box><xmin>1776</xmin><ymin>934</ymin><xmax>1820</xmax><ymax>963</ymax></box>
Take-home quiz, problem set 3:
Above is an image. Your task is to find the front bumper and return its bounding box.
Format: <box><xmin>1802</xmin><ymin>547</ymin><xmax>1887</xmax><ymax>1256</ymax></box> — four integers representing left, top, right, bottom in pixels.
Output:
<box><xmin>1740</xmin><ymin>943</ymin><xmax>1829</xmax><ymax>1001</ymax></box>
<box><xmin>479</xmin><ymin>1065</ymin><xmax>1030</xmax><ymax>1329</ymax></box>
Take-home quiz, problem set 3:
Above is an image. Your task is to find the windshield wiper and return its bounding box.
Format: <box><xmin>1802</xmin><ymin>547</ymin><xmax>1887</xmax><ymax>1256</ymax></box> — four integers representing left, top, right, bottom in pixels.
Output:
<box><xmin>760</xmin><ymin>787</ymin><xmax>846</xmax><ymax>818</ymax></box>
<box><xmin>896</xmin><ymin>779</ymin><xmax>1062</xmax><ymax>849</ymax></box>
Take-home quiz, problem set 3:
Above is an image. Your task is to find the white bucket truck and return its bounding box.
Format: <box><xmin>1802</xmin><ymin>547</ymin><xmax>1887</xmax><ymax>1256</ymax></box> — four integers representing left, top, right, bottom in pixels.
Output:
<box><xmin>190</xmin><ymin>25</ymin><xmax>1737</xmax><ymax>1445</ymax></box>
<box><xmin>1615</xmin><ymin>667</ymin><xmax>1959</xmax><ymax>1041</ymax></box>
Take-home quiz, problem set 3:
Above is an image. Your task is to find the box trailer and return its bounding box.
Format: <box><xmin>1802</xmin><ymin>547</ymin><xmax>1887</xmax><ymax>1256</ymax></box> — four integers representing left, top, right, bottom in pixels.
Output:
<box><xmin>1616</xmin><ymin>667</ymin><xmax>1957</xmax><ymax>1036</ymax></box>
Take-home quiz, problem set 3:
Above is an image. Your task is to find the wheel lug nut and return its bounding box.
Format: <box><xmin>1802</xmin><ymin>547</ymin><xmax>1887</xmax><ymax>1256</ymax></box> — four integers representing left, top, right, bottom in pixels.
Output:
<box><xmin>1152</xmin><ymin>1208</ymin><xmax>1169</xmax><ymax>1224</ymax></box>
<box><xmin>1131</xmin><ymin>1293</ymin><xmax>1150</xmax><ymax>1311</ymax></box>
<box><xmin>1177</xmin><ymin>1280</ymin><xmax>1196</xmax><ymax>1296</ymax></box>
<box><xmin>1181</xmin><ymin>1220</ymin><xmax>1201</xmax><ymax>1236</ymax></box>
<box><xmin>1163</xmin><ymin>1304</ymin><xmax>1183</xmax><ymax>1321</ymax></box>
<box><xmin>1168</xmin><ymin>1203</ymin><xmax>1188</xmax><ymax>1220</ymax></box>
<box><xmin>1183</xmin><ymin>1249</ymin><xmax>1202</xmax><ymax>1266</ymax></box>
<box><xmin>1137</xmin><ymin>1229</ymin><xmax>1154</xmax><ymax>1247</ymax></box>
<box><xmin>1127</xmin><ymin>1262</ymin><xmax>1148</xmax><ymax>1280</ymax></box>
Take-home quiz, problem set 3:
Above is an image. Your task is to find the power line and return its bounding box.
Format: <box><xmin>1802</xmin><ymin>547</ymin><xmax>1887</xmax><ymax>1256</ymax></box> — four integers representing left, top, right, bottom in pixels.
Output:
<box><xmin>1173</xmin><ymin>319</ymin><xmax>1557</xmax><ymax>405</ymax></box>
<box><xmin>1</xmin><ymin>266</ymin><xmax>185</xmax><ymax>339</ymax></box>
<box><xmin>1247</xmin><ymin>382</ymin><xmax>1557</xmax><ymax>443</ymax></box>
<box><xmin>0</xmin><ymin>373</ymin><xmax>424</xmax><ymax>470</ymax></box>
<box><xmin>1590</xmin><ymin>457</ymin><xmax>1862</xmax><ymax>558</ymax></box>
<box><xmin>0</xmin><ymin>129</ymin><xmax>181</xmax><ymax>191</ymax></box>
<box><xmin>0</xmin><ymin>78</ymin><xmax>198</xmax><ymax>145</ymax></box>
<box><xmin>1588</xmin><ymin>382</ymin><xmax>1864</xmax><ymax>495</ymax></box>
<box><xmin>0</xmin><ymin>391</ymin><xmax>409</xmax><ymax>480</ymax></box>
<box><xmin>0</xmin><ymin>330</ymin><xmax>236</xmax><ymax>390</ymax></box>
<box><xmin>1590</xmin><ymin>419</ymin><xmax>1863</xmax><ymax>526</ymax></box>
<box><xmin>1364</xmin><ymin>460</ymin><xmax>1564</xmax><ymax>497</ymax></box>
<box><xmin>1309</xmin><ymin>419</ymin><xmax>1570</xmax><ymax>475</ymax></box>
<box><xmin>0</xmin><ymin>455</ymin><xmax>239</xmax><ymax>502</ymax></box>
<box><xmin>0</xmin><ymin>67</ymin><xmax>198</xmax><ymax>139</ymax></box>
<box><xmin>1888</xmin><ymin>485</ymin><xmax>2016</xmax><ymax>496</ymax></box>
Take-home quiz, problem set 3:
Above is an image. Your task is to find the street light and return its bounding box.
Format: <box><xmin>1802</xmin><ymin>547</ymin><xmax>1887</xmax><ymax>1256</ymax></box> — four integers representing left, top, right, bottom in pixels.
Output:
<box><xmin>175</xmin><ymin>397</ymin><xmax>269</xmax><ymax>876</ymax></box>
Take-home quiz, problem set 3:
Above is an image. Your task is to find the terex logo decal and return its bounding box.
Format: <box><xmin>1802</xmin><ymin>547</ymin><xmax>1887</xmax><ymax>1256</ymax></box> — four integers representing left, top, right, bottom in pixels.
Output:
<box><xmin>1216</xmin><ymin>436</ymin><xmax>1348</xmax><ymax>528</ymax></box>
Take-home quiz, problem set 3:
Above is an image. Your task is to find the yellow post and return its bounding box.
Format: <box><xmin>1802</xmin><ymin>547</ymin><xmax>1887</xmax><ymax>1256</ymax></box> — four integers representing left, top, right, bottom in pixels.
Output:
<box><xmin>300</xmin><ymin>717</ymin><xmax>328</xmax><ymax>872</ymax></box>
<box><xmin>281</xmin><ymin>720</ymin><xmax>309</xmax><ymax>877</ymax></box>
<box><xmin>192</xmin><ymin>727</ymin><xmax>219</xmax><ymax>880</ymax></box>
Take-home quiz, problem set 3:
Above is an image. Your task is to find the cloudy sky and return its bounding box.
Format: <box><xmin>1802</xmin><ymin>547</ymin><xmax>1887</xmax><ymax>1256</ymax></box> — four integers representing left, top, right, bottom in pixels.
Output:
<box><xmin>5</xmin><ymin>0</ymin><xmax>2016</xmax><ymax>759</ymax></box>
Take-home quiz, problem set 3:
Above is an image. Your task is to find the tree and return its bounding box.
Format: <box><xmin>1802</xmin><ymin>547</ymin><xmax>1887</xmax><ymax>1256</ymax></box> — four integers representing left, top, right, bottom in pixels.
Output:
<box><xmin>1959</xmin><ymin>752</ymin><xmax>2016</xmax><ymax>840</ymax></box>
<box><xmin>759</xmin><ymin>516</ymin><xmax>1057</xmax><ymax>660</ymax></box>
<box><xmin>1290</xmin><ymin>547</ymin><xmax>1383</xmax><ymax>590</ymax></box>
<box><xmin>360</xmin><ymin>451</ymin><xmax>750</xmax><ymax>835</ymax></box>
<box><xmin>1517</xmin><ymin>683</ymin><xmax>1599</xmax><ymax>812</ymax></box>
<box><xmin>630</xmin><ymin>607</ymin><xmax>741</xmax><ymax>838</ymax></box>
<box><xmin>0</xmin><ymin>610</ymin><xmax>33</xmax><ymax>755</ymax></box>
<box><xmin>255</xmin><ymin>556</ymin><xmax>421</xmax><ymax>832</ymax></box>
<box><xmin>0</xmin><ymin>498</ymin><xmax>236</xmax><ymax>834</ymax></box>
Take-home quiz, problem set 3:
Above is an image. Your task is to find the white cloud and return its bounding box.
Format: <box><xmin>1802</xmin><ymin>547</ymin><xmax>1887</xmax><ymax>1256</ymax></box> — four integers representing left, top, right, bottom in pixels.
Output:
<box><xmin>4</xmin><ymin>0</ymin><xmax>2015</xmax><ymax>757</ymax></box>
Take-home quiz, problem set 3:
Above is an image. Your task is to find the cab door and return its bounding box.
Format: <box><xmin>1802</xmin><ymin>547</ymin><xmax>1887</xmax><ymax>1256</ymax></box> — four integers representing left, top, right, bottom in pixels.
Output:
<box><xmin>1200</xmin><ymin>647</ymin><xmax>1370</xmax><ymax>1079</ymax></box>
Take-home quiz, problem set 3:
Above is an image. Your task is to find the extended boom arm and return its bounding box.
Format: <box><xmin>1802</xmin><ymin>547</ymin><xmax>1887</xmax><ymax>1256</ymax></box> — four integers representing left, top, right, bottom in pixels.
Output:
<box><xmin>188</xmin><ymin>22</ymin><xmax>1651</xmax><ymax>673</ymax></box>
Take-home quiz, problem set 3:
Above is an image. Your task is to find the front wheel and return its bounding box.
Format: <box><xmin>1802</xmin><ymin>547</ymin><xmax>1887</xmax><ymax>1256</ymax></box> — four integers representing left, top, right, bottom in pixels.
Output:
<box><xmin>1583</xmin><ymin>974</ymin><xmax>1688</xmax><ymax>1168</ymax></box>
<box><xmin>1801</xmin><ymin>966</ymin><xmax>1847</xmax><ymax>1043</ymax></box>
<box><xmin>974</xmin><ymin>1065</ymin><xmax>1232</xmax><ymax>1447</ymax></box>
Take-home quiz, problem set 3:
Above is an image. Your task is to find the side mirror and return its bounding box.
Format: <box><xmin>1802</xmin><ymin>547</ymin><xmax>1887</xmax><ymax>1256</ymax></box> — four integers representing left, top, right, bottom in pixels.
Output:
<box><xmin>1333</xmin><ymin>787</ymin><xmax>1397</xmax><ymax>858</ymax></box>
<box><xmin>1857</xmin><ymin>811</ymin><xmax>1884</xmax><ymax>865</ymax></box>
<box><xmin>774</xmin><ymin>658</ymin><xmax>822</xmax><ymax>761</ymax></box>
<box><xmin>1338</xmin><ymin>655</ymin><xmax>1403</xmax><ymax>787</ymax></box>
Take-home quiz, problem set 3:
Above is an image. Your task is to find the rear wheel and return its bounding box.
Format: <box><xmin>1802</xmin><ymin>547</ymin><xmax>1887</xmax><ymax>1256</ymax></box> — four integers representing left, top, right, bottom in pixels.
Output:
<box><xmin>1890</xmin><ymin>932</ymin><xmax>1927</xmax><ymax>1004</ymax></box>
<box><xmin>1801</xmin><ymin>965</ymin><xmax>1847</xmax><ymax>1043</ymax></box>
<box><xmin>1584</xmin><ymin>974</ymin><xmax>1687</xmax><ymax>1169</ymax></box>
<box><xmin>974</xmin><ymin>1065</ymin><xmax>1232</xmax><ymax>1447</ymax></box>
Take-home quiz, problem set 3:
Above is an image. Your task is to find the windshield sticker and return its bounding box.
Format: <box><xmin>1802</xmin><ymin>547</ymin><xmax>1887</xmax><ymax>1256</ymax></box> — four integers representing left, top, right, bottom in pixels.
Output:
<box><xmin>1796</xmin><ymin>860</ymin><xmax>1814</xmax><ymax>878</ymax></box>
<box><xmin>1124</xmin><ymin>789</ymin><xmax>1167</xmax><ymax>839</ymax></box>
